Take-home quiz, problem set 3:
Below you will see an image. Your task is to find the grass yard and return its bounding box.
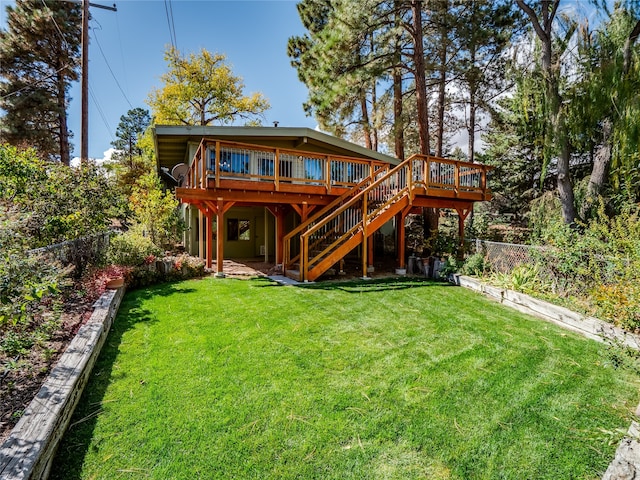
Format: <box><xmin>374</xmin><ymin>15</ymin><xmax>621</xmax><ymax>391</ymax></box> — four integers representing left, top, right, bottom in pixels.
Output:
<box><xmin>51</xmin><ymin>277</ymin><xmax>640</xmax><ymax>479</ymax></box>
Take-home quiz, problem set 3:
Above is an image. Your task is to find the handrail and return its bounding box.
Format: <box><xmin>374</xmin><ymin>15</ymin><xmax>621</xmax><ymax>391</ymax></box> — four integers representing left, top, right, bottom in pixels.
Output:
<box><xmin>282</xmin><ymin>165</ymin><xmax>389</xmax><ymax>270</ymax></box>
<box><xmin>303</xmin><ymin>158</ymin><xmax>410</xmax><ymax>239</ymax></box>
<box><xmin>299</xmin><ymin>157</ymin><xmax>413</xmax><ymax>280</ymax></box>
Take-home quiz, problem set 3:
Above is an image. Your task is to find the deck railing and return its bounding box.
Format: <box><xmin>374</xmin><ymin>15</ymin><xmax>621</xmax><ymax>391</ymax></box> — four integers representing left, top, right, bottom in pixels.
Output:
<box><xmin>184</xmin><ymin>143</ymin><xmax>490</xmax><ymax>200</ymax></box>
<box><xmin>183</xmin><ymin>138</ymin><xmax>389</xmax><ymax>192</ymax></box>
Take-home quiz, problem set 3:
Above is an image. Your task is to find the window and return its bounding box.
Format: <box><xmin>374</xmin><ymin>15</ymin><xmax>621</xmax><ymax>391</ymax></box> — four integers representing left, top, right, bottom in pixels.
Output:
<box><xmin>227</xmin><ymin>218</ymin><xmax>250</xmax><ymax>241</ymax></box>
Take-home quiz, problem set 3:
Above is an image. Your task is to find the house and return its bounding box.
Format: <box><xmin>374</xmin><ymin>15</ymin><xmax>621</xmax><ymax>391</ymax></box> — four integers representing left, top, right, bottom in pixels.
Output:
<box><xmin>153</xmin><ymin>125</ymin><xmax>492</xmax><ymax>281</ymax></box>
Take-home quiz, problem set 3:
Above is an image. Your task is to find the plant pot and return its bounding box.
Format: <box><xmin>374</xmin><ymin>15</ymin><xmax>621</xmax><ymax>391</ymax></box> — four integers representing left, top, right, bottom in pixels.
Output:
<box><xmin>106</xmin><ymin>277</ymin><xmax>124</xmax><ymax>289</ymax></box>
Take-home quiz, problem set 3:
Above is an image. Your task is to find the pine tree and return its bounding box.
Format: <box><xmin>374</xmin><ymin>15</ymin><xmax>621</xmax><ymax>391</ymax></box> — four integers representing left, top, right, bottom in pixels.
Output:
<box><xmin>0</xmin><ymin>0</ymin><xmax>81</xmax><ymax>165</ymax></box>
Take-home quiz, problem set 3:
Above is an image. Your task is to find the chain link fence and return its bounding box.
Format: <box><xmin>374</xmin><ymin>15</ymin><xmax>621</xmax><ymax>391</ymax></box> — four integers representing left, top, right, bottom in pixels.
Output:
<box><xmin>471</xmin><ymin>239</ymin><xmax>541</xmax><ymax>274</ymax></box>
<box><xmin>27</xmin><ymin>232</ymin><xmax>112</xmax><ymax>277</ymax></box>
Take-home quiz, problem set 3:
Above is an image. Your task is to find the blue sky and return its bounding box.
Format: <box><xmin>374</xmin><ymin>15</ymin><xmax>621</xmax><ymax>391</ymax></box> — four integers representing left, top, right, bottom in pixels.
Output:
<box><xmin>0</xmin><ymin>0</ymin><xmax>316</xmax><ymax>161</ymax></box>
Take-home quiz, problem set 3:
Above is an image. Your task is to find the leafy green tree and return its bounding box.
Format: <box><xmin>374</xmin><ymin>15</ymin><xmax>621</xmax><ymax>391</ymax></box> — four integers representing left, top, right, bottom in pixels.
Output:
<box><xmin>572</xmin><ymin>5</ymin><xmax>640</xmax><ymax>214</ymax></box>
<box><xmin>0</xmin><ymin>144</ymin><xmax>121</xmax><ymax>248</ymax></box>
<box><xmin>147</xmin><ymin>47</ymin><xmax>270</xmax><ymax>126</ymax></box>
<box><xmin>0</xmin><ymin>0</ymin><xmax>81</xmax><ymax>165</ymax></box>
<box><xmin>129</xmin><ymin>171</ymin><xmax>180</xmax><ymax>248</ymax></box>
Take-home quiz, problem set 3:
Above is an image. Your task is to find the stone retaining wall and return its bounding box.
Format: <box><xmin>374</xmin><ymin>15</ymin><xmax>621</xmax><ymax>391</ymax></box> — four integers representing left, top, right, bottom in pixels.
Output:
<box><xmin>0</xmin><ymin>287</ymin><xmax>125</xmax><ymax>480</ymax></box>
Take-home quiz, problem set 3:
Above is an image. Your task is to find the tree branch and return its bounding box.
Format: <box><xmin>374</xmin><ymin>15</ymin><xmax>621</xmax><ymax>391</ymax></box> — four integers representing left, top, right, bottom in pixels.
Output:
<box><xmin>516</xmin><ymin>0</ymin><xmax>547</xmax><ymax>42</ymax></box>
<box><xmin>623</xmin><ymin>18</ymin><xmax>640</xmax><ymax>74</ymax></box>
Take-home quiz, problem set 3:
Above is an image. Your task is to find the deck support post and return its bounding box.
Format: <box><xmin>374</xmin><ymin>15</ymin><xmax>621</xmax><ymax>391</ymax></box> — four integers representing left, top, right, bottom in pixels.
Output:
<box><xmin>276</xmin><ymin>209</ymin><xmax>285</xmax><ymax>266</ymax></box>
<box><xmin>198</xmin><ymin>210</ymin><xmax>204</xmax><ymax>260</ymax></box>
<box><xmin>455</xmin><ymin>205</ymin><xmax>472</xmax><ymax>260</ymax></box>
<box><xmin>266</xmin><ymin>206</ymin><xmax>286</xmax><ymax>266</ymax></box>
<box><xmin>367</xmin><ymin>235</ymin><xmax>374</xmax><ymax>273</ymax></box>
<box><xmin>206</xmin><ymin>213</ymin><xmax>213</xmax><ymax>270</ymax></box>
<box><xmin>215</xmin><ymin>199</ymin><xmax>225</xmax><ymax>277</ymax></box>
<box><xmin>396</xmin><ymin>212</ymin><xmax>405</xmax><ymax>269</ymax></box>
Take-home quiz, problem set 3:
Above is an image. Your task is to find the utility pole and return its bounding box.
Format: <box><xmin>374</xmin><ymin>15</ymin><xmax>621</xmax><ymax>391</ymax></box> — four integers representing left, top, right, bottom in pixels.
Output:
<box><xmin>80</xmin><ymin>1</ymin><xmax>117</xmax><ymax>164</ymax></box>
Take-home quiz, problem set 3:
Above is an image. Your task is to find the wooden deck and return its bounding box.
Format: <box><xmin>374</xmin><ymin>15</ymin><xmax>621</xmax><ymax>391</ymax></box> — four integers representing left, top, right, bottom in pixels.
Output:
<box><xmin>175</xmin><ymin>138</ymin><xmax>493</xmax><ymax>280</ymax></box>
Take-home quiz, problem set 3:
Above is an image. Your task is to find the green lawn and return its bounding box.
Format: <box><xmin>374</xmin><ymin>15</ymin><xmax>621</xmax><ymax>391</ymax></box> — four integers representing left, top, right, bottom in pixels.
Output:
<box><xmin>51</xmin><ymin>277</ymin><xmax>640</xmax><ymax>479</ymax></box>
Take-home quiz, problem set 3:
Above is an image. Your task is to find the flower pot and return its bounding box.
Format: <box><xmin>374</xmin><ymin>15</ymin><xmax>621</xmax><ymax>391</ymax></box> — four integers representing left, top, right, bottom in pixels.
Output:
<box><xmin>106</xmin><ymin>277</ymin><xmax>124</xmax><ymax>289</ymax></box>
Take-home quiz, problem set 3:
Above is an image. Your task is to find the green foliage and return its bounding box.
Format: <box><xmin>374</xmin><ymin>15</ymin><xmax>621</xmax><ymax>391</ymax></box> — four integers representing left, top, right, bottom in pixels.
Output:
<box><xmin>129</xmin><ymin>172</ymin><xmax>182</xmax><ymax>248</ymax></box>
<box><xmin>461</xmin><ymin>252</ymin><xmax>489</xmax><ymax>276</ymax></box>
<box><xmin>147</xmin><ymin>47</ymin><xmax>270</xmax><ymax>126</ymax></box>
<box><xmin>424</xmin><ymin>230</ymin><xmax>458</xmax><ymax>257</ymax></box>
<box><xmin>0</xmin><ymin>144</ymin><xmax>123</xmax><ymax>248</ymax></box>
<box><xmin>107</xmin><ymin>231</ymin><xmax>162</xmax><ymax>267</ymax></box>
<box><xmin>0</xmin><ymin>250</ymin><xmax>70</xmax><ymax>357</ymax></box>
<box><xmin>111</xmin><ymin>107</ymin><xmax>151</xmax><ymax>162</ymax></box>
<box><xmin>529</xmin><ymin>201</ymin><xmax>640</xmax><ymax>328</ymax></box>
<box><xmin>491</xmin><ymin>263</ymin><xmax>542</xmax><ymax>295</ymax></box>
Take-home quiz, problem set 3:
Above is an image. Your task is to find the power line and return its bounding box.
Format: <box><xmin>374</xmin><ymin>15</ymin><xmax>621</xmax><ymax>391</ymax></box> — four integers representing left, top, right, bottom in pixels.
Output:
<box><xmin>0</xmin><ymin>64</ymin><xmax>71</xmax><ymax>100</ymax></box>
<box><xmin>91</xmin><ymin>23</ymin><xmax>133</xmax><ymax>109</ymax></box>
<box><xmin>88</xmin><ymin>83</ymin><xmax>115</xmax><ymax>143</ymax></box>
<box><xmin>164</xmin><ymin>0</ymin><xmax>178</xmax><ymax>51</ymax></box>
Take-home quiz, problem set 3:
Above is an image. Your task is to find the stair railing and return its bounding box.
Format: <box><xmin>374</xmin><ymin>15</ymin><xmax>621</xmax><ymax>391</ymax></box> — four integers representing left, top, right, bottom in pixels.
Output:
<box><xmin>300</xmin><ymin>157</ymin><xmax>416</xmax><ymax>281</ymax></box>
<box><xmin>282</xmin><ymin>165</ymin><xmax>389</xmax><ymax>273</ymax></box>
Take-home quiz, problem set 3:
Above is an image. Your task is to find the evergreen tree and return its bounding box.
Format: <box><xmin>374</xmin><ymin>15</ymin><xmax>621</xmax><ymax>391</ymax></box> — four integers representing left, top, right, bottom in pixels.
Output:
<box><xmin>112</xmin><ymin>108</ymin><xmax>150</xmax><ymax>162</ymax></box>
<box><xmin>0</xmin><ymin>0</ymin><xmax>81</xmax><ymax>165</ymax></box>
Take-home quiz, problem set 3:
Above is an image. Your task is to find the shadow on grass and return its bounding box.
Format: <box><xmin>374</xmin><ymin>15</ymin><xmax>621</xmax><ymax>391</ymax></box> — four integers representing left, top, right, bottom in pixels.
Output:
<box><xmin>48</xmin><ymin>281</ymin><xmax>192</xmax><ymax>480</ymax></box>
<box><xmin>298</xmin><ymin>276</ymin><xmax>452</xmax><ymax>293</ymax></box>
<box><xmin>250</xmin><ymin>275</ymin><xmax>452</xmax><ymax>292</ymax></box>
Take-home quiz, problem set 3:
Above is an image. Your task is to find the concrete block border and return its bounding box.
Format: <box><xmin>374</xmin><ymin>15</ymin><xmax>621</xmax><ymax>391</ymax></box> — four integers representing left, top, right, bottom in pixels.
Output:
<box><xmin>0</xmin><ymin>286</ymin><xmax>125</xmax><ymax>480</ymax></box>
<box><xmin>454</xmin><ymin>275</ymin><xmax>640</xmax><ymax>478</ymax></box>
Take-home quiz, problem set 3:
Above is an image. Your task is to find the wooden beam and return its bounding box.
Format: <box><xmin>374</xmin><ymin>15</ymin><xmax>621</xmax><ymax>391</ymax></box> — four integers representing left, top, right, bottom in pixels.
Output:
<box><xmin>206</xmin><ymin>212</ymin><xmax>213</xmax><ymax>269</ymax></box>
<box><xmin>216</xmin><ymin>199</ymin><xmax>225</xmax><ymax>277</ymax></box>
<box><xmin>397</xmin><ymin>211</ymin><xmax>406</xmax><ymax>269</ymax></box>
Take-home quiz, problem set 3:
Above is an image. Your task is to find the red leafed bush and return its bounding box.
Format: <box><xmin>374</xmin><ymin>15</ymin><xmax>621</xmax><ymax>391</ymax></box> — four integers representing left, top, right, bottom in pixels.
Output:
<box><xmin>81</xmin><ymin>264</ymin><xmax>134</xmax><ymax>300</ymax></box>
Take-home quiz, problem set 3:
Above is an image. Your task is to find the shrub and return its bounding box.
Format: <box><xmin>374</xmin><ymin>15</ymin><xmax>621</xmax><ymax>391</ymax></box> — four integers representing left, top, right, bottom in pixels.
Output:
<box><xmin>0</xmin><ymin>251</ymin><xmax>71</xmax><ymax>357</ymax></box>
<box><xmin>461</xmin><ymin>252</ymin><xmax>489</xmax><ymax>277</ymax></box>
<box><xmin>107</xmin><ymin>231</ymin><xmax>162</xmax><ymax>267</ymax></box>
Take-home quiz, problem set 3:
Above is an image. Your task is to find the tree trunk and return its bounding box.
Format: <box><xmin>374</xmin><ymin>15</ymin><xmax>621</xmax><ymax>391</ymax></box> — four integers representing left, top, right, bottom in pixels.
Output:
<box><xmin>436</xmin><ymin>6</ymin><xmax>448</xmax><ymax>157</ymax></box>
<box><xmin>467</xmin><ymin>42</ymin><xmax>477</xmax><ymax>163</ymax></box>
<box><xmin>580</xmin><ymin>118</ymin><xmax>611</xmax><ymax>219</ymax></box>
<box><xmin>517</xmin><ymin>0</ymin><xmax>577</xmax><ymax>225</ymax></box>
<box><xmin>57</xmin><ymin>69</ymin><xmax>70</xmax><ymax>166</ymax></box>
<box><xmin>360</xmin><ymin>91</ymin><xmax>373</xmax><ymax>150</ymax></box>
<box><xmin>393</xmin><ymin>2</ymin><xmax>405</xmax><ymax>160</ymax></box>
<box><xmin>411</xmin><ymin>0</ymin><xmax>430</xmax><ymax>156</ymax></box>
<box><xmin>393</xmin><ymin>68</ymin><xmax>404</xmax><ymax>160</ymax></box>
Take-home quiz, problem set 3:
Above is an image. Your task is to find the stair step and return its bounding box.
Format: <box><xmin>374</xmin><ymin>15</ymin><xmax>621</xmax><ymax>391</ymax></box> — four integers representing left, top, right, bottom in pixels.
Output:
<box><xmin>284</xmin><ymin>269</ymin><xmax>301</xmax><ymax>281</ymax></box>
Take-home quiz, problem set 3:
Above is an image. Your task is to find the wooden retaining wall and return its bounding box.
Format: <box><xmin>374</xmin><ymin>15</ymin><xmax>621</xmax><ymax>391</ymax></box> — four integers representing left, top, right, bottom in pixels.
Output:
<box><xmin>0</xmin><ymin>287</ymin><xmax>125</xmax><ymax>480</ymax></box>
<box><xmin>456</xmin><ymin>275</ymin><xmax>640</xmax><ymax>350</ymax></box>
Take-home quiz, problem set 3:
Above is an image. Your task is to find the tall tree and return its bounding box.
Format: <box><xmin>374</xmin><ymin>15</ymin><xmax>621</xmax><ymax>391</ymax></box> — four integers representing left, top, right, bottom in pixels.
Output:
<box><xmin>576</xmin><ymin>2</ymin><xmax>640</xmax><ymax>214</ymax></box>
<box><xmin>147</xmin><ymin>47</ymin><xmax>270</xmax><ymax>126</ymax></box>
<box><xmin>0</xmin><ymin>0</ymin><xmax>81</xmax><ymax>165</ymax></box>
<box><xmin>516</xmin><ymin>0</ymin><xmax>579</xmax><ymax>225</ymax></box>
<box><xmin>455</xmin><ymin>0</ymin><xmax>521</xmax><ymax>163</ymax></box>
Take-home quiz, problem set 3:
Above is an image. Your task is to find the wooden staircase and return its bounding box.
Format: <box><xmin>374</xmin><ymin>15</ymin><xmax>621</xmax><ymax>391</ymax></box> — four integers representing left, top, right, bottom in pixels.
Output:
<box><xmin>284</xmin><ymin>157</ymin><xmax>417</xmax><ymax>282</ymax></box>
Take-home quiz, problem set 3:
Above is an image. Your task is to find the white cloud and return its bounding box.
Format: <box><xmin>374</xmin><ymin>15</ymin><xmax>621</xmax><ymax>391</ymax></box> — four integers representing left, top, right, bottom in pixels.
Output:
<box><xmin>70</xmin><ymin>147</ymin><xmax>116</xmax><ymax>168</ymax></box>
